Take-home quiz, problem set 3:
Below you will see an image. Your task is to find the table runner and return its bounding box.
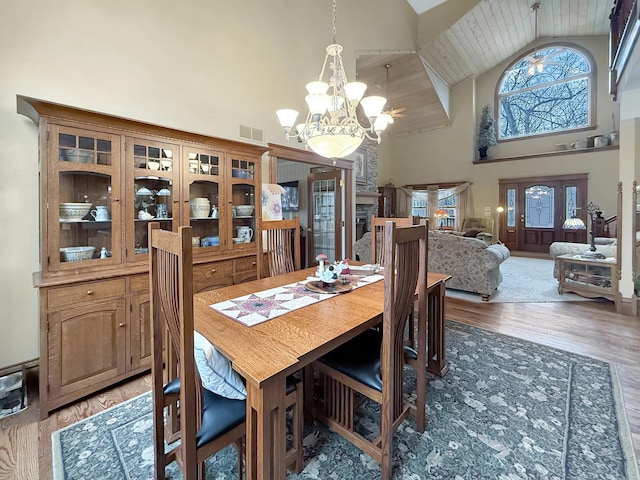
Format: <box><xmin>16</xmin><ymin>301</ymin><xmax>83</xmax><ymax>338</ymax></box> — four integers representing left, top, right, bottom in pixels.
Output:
<box><xmin>210</xmin><ymin>273</ymin><xmax>384</xmax><ymax>327</ymax></box>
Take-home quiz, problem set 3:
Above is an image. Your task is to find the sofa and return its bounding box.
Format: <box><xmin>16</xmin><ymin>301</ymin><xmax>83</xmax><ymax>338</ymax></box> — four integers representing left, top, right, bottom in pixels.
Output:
<box><xmin>353</xmin><ymin>230</ymin><xmax>510</xmax><ymax>300</ymax></box>
<box><xmin>429</xmin><ymin>230</ymin><xmax>510</xmax><ymax>300</ymax></box>
<box><xmin>445</xmin><ymin>217</ymin><xmax>495</xmax><ymax>245</ymax></box>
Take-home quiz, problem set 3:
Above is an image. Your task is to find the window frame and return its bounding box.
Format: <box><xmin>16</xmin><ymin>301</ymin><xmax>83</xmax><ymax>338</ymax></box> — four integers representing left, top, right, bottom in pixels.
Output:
<box><xmin>494</xmin><ymin>42</ymin><xmax>597</xmax><ymax>143</ymax></box>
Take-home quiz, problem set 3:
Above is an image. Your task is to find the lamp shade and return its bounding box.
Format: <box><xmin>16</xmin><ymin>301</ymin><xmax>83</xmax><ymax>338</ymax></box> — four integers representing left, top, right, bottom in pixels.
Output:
<box><xmin>434</xmin><ymin>209</ymin><xmax>449</xmax><ymax>218</ymax></box>
<box><xmin>562</xmin><ymin>217</ymin><xmax>586</xmax><ymax>230</ymax></box>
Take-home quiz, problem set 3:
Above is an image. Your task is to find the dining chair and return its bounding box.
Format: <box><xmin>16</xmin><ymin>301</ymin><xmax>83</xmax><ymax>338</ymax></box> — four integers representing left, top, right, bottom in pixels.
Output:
<box><xmin>257</xmin><ymin>217</ymin><xmax>301</xmax><ymax>279</ymax></box>
<box><xmin>149</xmin><ymin>223</ymin><xmax>305</xmax><ymax>478</ymax></box>
<box><xmin>402</xmin><ymin>219</ymin><xmax>429</xmax><ymax>431</ymax></box>
<box><xmin>370</xmin><ymin>214</ymin><xmax>417</xmax><ymax>349</ymax></box>
<box><xmin>370</xmin><ymin>214</ymin><xmax>413</xmax><ymax>266</ymax></box>
<box><xmin>150</xmin><ymin>223</ymin><xmax>246</xmax><ymax>480</ymax></box>
<box><xmin>311</xmin><ymin>220</ymin><xmax>428</xmax><ymax>480</ymax></box>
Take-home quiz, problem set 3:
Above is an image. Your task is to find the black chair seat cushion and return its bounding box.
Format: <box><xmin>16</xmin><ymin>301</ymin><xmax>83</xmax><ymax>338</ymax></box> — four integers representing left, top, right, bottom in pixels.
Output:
<box><xmin>163</xmin><ymin>374</ymin><xmax>298</xmax><ymax>447</ymax></box>
<box><xmin>403</xmin><ymin>345</ymin><xmax>418</xmax><ymax>360</ymax></box>
<box><xmin>318</xmin><ymin>328</ymin><xmax>383</xmax><ymax>392</ymax></box>
<box><xmin>197</xmin><ymin>388</ymin><xmax>246</xmax><ymax>448</ymax></box>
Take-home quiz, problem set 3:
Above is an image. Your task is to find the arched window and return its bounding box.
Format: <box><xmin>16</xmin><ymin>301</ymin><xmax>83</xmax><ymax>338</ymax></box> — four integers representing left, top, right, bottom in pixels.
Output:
<box><xmin>497</xmin><ymin>44</ymin><xmax>594</xmax><ymax>140</ymax></box>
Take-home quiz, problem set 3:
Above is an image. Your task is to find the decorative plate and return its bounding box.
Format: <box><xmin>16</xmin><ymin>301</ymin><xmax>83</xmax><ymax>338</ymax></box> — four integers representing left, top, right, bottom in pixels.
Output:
<box><xmin>305</xmin><ymin>280</ymin><xmax>352</xmax><ymax>294</ymax></box>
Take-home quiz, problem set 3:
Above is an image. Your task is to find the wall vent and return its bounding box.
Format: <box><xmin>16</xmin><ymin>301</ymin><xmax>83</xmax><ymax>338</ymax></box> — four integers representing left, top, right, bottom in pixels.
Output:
<box><xmin>239</xmin><ymin>125</ymin><xmax>264</xmax><ymax>142</ymax></box>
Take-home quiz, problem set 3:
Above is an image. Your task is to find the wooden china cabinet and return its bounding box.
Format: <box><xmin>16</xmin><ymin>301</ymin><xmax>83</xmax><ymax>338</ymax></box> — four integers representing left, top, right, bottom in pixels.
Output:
<box><xmin>18</xmin><ymin>96</ymin><xmax>265</xmax><ymax>418</ymax></box>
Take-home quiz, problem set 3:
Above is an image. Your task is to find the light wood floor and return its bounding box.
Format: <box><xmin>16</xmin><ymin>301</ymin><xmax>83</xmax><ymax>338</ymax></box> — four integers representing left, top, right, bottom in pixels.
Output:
<box><xmin>1</xmin><ymin>298</ymin><xmax>638</xmax><ymax>480</ymax></box>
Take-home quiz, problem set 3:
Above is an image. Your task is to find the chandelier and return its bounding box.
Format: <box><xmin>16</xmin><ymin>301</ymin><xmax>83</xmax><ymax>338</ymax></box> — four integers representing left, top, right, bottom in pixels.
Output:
<box><xmin>276</xmin><ymin>0</ymin><xmax>390</xmax><ymax>159</ymax></box>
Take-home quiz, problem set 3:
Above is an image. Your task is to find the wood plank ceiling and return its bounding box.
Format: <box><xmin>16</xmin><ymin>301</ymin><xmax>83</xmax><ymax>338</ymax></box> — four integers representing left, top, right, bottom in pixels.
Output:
<box><xmin>356</xmin><ymin>0</ymin><xmax>613</xmax><ymax>137</ymax></box>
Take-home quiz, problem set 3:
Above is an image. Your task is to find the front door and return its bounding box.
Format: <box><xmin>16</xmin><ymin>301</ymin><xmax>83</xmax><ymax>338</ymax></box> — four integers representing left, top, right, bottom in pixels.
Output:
<box><xmin>307</xmin><ymin>169</ymin><xmax>342</xmax><ymax>266</ymax></box>
<box><xmin>499</xmin><ymin>174</ymin><xmax>588</xmax><ymax>252</ymax></box>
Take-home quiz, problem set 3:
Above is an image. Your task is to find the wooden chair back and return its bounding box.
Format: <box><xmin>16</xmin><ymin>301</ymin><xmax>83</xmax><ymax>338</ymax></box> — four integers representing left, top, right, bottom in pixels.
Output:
<box><xmin>370</xmin><ymin>215</ymin><xmax>413</xmax><ymax>266</ymax></box>
<box><xmin>257</xmin><ymin>217</ymin><xmax>301</xmax><ymax>278</ymax></box>
<box><xmin>380</xmin><ymin>220</ymin><xmax>427</xmax><ymax>428</ymax></box>
<box><xmin>149</xmin><ymin>222</ymin><xmax>201</xmax><ymax>478</ymax></box>
<box><xmin>312</xmin><ymin>220</ymin><xmax>428</xmax><ymax>480</ymax></box>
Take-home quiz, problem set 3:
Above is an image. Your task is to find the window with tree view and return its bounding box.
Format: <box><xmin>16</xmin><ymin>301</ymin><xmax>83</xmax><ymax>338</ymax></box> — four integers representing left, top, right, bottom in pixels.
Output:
<box><xmin>498</xmin><ymin>45</ymin><xmax>593</xmax><ymax>140</ymax></box>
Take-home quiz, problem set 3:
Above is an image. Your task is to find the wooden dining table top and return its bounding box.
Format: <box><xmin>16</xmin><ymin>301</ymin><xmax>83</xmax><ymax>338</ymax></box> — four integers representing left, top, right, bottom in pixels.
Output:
<box><xmin>193</xmin><ymin>268</ymin><xmax>450</xmax><ymax>388</ymax></box>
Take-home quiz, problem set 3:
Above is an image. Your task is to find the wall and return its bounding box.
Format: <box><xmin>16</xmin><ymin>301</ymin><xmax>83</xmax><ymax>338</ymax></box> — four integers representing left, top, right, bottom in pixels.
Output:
<box><xmin>0</xmin><ymin>0</ymin><xmax>417</xmax><ymax>367</ymax></box>
<box><xmin>383</xmin><ymin>36</ymin><xmax>621</xmax><ymax>226</ymax></box>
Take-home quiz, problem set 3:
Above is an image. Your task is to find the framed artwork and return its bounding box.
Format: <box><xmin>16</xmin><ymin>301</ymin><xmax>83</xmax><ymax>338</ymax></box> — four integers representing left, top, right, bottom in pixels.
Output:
<box><xmin>353</xmin><ymin>148</ymin><xmax>368</xmax><ymax>184</ymax></box>
<box><xmin>279</xmin><ymin>181</ymin><xmax>299</xmax><ymax>211</ymax></box>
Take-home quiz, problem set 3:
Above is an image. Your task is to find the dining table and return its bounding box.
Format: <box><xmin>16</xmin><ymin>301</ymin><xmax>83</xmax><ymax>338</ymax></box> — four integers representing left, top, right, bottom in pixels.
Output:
<box><xmin>193</xmin><ymin>266</ymin><xmax>450</xmax><ymax>480</ymax></box>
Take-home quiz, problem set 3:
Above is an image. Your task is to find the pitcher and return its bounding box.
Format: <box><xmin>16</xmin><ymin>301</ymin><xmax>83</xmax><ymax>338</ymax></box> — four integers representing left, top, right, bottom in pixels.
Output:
<box><xmin>90</xmin><ymin>205</ymin><xmax>110</xmax><ymax>221</ymax></box>
<box><xmin>237</xmin><ymin>226</ymin><xmax>253</xmax><ymax>242</ymax></box>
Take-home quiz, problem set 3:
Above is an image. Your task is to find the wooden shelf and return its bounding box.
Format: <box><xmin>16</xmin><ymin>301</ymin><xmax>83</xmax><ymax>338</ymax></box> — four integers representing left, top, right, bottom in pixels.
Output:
<box><xmin>473</xmin><ymin>145</ymin><xmax>619</xmax><ymax>164</ymax></box>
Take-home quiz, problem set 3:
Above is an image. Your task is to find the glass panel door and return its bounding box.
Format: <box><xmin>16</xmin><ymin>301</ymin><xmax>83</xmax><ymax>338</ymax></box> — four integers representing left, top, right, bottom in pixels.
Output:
<box><xmin>230</xmin><ymin>156</ymin><xmax>256</xmax><ymax>249</ymax></box>
<box><xmin>126</xmin><ymin>138</ymin><xmax>179</xmax><ymax>261</ymax></box>
<box><xmin>50</xmin><ymin>126</ymin><xmax>121</xmax><ymax>271</ymax></box>
<box><xmin>184</xmin><ymin>147</ymin><xmax>224</xmax><ymax>250</ymax></box>
<box><xmin>308</xmin><ymin>170</ymin><xmax>342</xmax><ymax>264</ymax></box>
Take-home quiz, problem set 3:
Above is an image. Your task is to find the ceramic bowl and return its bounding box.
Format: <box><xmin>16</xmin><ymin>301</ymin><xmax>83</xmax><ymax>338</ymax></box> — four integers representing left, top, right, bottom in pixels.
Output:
<box><xmin>59</xmin><ymin>202</ymin><xmax>92</xmax><ymax>221</ymax></box>
<box><xmin>232</xmin><ymin>237</ymin><xmax>245</xmax><ymax>244</ymax></box>
<box><xmin>60</xmin><ymin>246</ymin><xmax>96</xmax><ymax>262</ymax></box>
<box><xmin>234</xmin><ymin>205</ymin><xmax>254</xmax><ymax>216</ymax></box>
<box><xmin>201</xmin><ymin>236</ymin><xmax>220</xmax><ymax>247</ymax></box>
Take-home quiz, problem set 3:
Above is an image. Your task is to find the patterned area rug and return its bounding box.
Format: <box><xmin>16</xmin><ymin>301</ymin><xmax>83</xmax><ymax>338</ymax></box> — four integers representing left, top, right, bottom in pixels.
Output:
<box><xmin>52</xmin><ymin>322</ymin><xmax>639</xmax><ymax>480</ymax></box>
<box><xmin>446</xmin><ymin>255</ymin><xmax>595</xmax><ymax>303</ymax></box>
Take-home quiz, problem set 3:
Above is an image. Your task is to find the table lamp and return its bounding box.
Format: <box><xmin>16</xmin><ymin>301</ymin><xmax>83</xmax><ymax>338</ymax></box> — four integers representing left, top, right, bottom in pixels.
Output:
<box><xmin>433</xmin><ymin>209</ymin><xmax>449</xmax><ymax>229</ymax></box>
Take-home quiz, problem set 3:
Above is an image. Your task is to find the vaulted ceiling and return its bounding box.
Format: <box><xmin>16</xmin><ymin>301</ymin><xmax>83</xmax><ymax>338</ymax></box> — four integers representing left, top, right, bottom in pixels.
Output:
<box><xmin>356</xmin><ymin>0</ymin><xmax>614</xmax><ymax>137</ymax></box>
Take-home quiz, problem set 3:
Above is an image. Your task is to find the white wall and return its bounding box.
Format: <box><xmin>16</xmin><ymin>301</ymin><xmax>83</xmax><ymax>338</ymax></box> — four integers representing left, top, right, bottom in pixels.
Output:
<box><xmin>383</xmin><ymin>36</ymin><xmax>621</xmax><ymax>222</ymax></box>
<box><xmin>0</xmin><ymin>0</ymin><xmax>417</xmax><ymax>367</ymax></box>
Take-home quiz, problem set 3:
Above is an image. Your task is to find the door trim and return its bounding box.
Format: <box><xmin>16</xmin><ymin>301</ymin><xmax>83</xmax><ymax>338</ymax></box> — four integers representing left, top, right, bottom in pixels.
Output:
<box><xmin>267</xmin><ymin>144</ymin><xmax>353</xmax><ymax>260</ymax></box>
<box><xmin>498</xmin><ymin>173</ymin><xmax>589</xmax><ymax>252</ymax></box>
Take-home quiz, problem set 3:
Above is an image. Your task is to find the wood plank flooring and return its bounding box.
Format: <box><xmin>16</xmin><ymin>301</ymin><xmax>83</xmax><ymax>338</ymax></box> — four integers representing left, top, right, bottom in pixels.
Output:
<box><xmin>1</xmin><ymin>298</ymin><xmax>638</xmax><ymax>480</ymax></box>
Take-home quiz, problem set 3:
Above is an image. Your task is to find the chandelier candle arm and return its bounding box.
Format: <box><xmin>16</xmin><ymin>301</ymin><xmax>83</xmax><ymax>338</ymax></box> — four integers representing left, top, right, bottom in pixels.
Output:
<box><xmin>275</xmin><ymin>0</ymin><xmax>387</xmax><ymax>158</ymax></box>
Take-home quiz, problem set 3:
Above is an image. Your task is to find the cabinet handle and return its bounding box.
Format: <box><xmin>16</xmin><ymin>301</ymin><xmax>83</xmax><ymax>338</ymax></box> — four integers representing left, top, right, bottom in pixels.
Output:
<box><xmin>113</xmin><ymin>198</ymin><xmax>120</xmax><ymax>202</ymax></box>
<box><xmin>118</xmin><ymin>322</ymin><xmax>125</xmax><ymax>328</ymax></box>
<box><xmin>210</xmin><ymin>269</ymin><xmax>217</xmax><ymax>273</ymax></box>
<box><xmin>86</xmin><ymin>290</ymin><xmax>94</xmax><ymax>296</ymax></box>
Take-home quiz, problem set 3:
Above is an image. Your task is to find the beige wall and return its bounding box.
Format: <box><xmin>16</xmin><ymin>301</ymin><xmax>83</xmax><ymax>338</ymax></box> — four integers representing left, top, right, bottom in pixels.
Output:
<box><xmin>0</xmin><ymin>0</ymin><xmax>416</xmax><ymax>367</ymax></box>
<box><xmin>383</xmin><ymin>36</ymin><xmax>621</xmax><ymax>224</ymax></box>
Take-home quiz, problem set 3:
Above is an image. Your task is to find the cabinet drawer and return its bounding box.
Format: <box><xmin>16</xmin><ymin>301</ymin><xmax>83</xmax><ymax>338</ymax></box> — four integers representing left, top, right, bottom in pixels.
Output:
<box><xmin>48</xmin><ymin>279</ymin><xmax>126</xmax><ymax>309</ymax></box>
<box><xmin>235</xmin><ymin>256</ymin><xmax>257</xmax><ymax>273</ymax></box>
<box><xmin>193</xmin><ymin>261</ymin><xmax>233</xmax><ymax>294</ymax></box>
<box><xmin>129</xmin><ymin>274</ymin><xmax>149</xmax><ymax>293</ymax></box>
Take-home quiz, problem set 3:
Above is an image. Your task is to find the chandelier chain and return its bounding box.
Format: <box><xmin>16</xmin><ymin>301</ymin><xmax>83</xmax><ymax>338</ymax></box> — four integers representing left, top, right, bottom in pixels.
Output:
<box><xmin>332</xmin><ymin>0</ymin><xmax>337</xmax><ymax>44</ymax></box>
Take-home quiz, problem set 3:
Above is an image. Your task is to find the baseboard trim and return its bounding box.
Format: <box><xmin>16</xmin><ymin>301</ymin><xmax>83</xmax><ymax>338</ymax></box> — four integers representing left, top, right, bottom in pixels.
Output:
<box><xmin>0</xmin><ymin>358</ymin><xmax>38</xmax><ymax>378</ymax></box>
<box><xmin>617</xmin><ymin>295</ymin><xmax>638</xmax><ymax>316</ymax></box>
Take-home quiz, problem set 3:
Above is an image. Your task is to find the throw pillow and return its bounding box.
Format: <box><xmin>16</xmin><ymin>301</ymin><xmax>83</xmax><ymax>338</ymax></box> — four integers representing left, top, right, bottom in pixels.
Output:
<box><xmin>463</xmin><ymin>227</ymin><xmax>482</xmax><ymax>237</ymax></box>
<box><xmin>194</xmin><ymin>330</ymin><xmax>246</xmax><ymax>400</ymax></box>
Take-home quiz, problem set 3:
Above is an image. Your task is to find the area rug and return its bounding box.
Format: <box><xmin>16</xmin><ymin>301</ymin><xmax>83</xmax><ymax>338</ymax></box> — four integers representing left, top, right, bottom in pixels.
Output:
<box><xmin>446</xmin><ymin>255</ymin><xmax>594</xmax><ymax>303</ymax></box>
<box><xmin>52</xmin><ymin>321</ymin><xmax>639</xmax><ymax>480</ymax></box>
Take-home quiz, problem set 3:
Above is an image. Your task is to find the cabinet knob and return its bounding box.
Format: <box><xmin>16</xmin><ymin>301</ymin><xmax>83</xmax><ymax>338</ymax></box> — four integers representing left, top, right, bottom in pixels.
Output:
<box><xmin>118</xmin><ymin>322</ymin><xmax>125</xmax><ymax>328</ymax></box>
<box><xmin>210</xmin><ymin>269</ymin><xmax>217</xmax><ymax>273</ymax></box>
<box><xmin>86</xmin><ymin>290</ymin><xmax>94</xmax><ymax>296</ymax></box>
<box><xmin>113</xmin><ymin>198</ymin><xmax>120</xmax><ymax>202</ymax></box>
<box><xmin>252</xmin><ymin>262</ymin><xmax>256</xmax><ymax>266</ymax></box>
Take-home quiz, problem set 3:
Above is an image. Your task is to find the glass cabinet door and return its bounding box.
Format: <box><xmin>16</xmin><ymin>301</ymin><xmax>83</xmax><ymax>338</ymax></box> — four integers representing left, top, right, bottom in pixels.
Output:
<box><xmin>126</xmin><ymin>138</ymin><xmax>179</xmax><ymax>262</ymax></box>
<box><xmin>49</xmin><ymin>125</ymin><xmax>121</xmax><ymax>271</ymax></box>
<box><xmin>183</xmin><ymin>146</ymin><xmax>224</xmax><ymax>251</ymax></box>
<box><xmin>230</xmin><ymin>156</ymin><xmax>257</xmax><ymax>249</ymax></box>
